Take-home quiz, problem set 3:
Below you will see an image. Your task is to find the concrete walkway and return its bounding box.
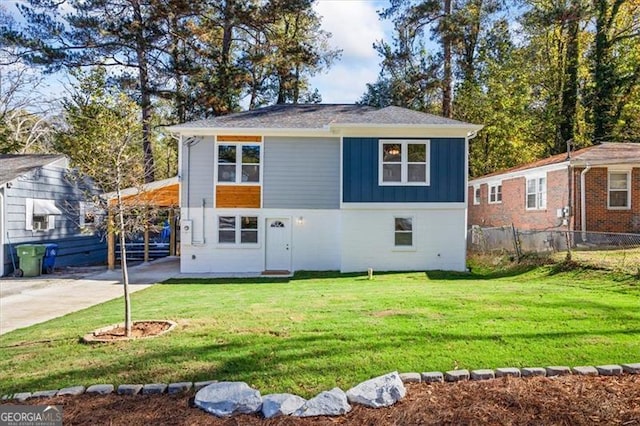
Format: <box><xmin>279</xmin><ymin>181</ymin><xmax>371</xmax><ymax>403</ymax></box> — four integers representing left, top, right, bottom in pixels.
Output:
<box><xmin>0</xmin><ymin>257</ymin><xmax>180</xmax><ymax>335</ymax></box>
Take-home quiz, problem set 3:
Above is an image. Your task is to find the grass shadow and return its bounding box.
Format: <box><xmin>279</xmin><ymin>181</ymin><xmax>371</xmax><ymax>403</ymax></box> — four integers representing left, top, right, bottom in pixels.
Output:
<box><xmin>162</xmin><ymin>270</ymin><xmax>423</xmax><ymax>285</ymax></box>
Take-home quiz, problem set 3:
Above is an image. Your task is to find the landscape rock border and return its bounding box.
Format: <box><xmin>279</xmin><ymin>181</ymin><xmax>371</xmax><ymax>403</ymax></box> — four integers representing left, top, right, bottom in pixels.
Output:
<box><xmin>81</xmin><ymin>320</ymin><xmax>177</xmax><ymax>343</ymax></box>
<box><xmin>3</xmin><ymin>362</ymin><xmax>640</xmax><ymax>419</ymax></box>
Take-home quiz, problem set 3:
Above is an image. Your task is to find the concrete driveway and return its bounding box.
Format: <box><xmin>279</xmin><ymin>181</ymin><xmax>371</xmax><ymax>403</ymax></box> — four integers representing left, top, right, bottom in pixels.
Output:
<box><xmin>0</xmin><ymin>257</ymin><xmax>180</xmax><ymax>335</ymax></box>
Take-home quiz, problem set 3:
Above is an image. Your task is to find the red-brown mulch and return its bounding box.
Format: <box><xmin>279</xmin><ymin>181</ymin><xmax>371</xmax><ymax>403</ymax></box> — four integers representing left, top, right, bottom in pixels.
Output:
<box><xmin>5</xmin><ymin>375</ymin><xmax>640</xmax><ymax>425</ymax></box>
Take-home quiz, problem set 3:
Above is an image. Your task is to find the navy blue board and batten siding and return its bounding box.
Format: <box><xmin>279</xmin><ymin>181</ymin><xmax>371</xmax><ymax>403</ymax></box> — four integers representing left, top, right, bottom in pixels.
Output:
<box><xmin>342</xmin><ymin>137</ymin><xmax>466</xmax><ymax>203</ymax></box>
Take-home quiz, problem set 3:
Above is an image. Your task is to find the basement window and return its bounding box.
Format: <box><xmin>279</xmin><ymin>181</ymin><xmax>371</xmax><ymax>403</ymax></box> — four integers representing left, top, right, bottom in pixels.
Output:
<box><xmin>394</xmin><ymin>217</ymin><xmax>413</xmax><ymax>247</ymax></box>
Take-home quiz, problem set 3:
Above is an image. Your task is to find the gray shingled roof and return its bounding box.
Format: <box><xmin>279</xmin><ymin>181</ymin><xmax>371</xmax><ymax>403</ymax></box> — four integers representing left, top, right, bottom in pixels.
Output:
<box><xmin>169</xmin><ymin>104</ymin><xmax>475</xmax><ymax>130</ymax></box>
<box><xmin>572</xmin><ymin>142</ymin><xmax>640</xmax><ymax>164</ymax></box>
<box><xmin>0</xmin><ymin>154</ymin><xmax>66</xmax><ymax>186</ymax></box>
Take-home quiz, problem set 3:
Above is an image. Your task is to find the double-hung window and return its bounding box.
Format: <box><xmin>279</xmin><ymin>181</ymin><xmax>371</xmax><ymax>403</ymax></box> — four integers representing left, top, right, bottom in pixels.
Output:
<box><xmin>217</xmin><ymin>144</ymin><xmax>261</xmax><ymax>184</ymax></box>
<box><xmin>608</xmin><ymin>170</ymin><xmax>631</xmax><ymax>209</ymax></box>
<box><xmin>473</xmin><ymin>185</ymin><xmax>481</xmax><ymax>205</ymax></box>
<box><xmin>526</xmin><ymin>176</ymin><xmax>546</xmax><ymax>210</ymax></box>
<box><xmin>488</xmin><ymin>182</ymin><xmax>502</xmax><ymax>204</ymax></box>
<box><xmin>379</xmin><ymin>140</ymin><xmax>430</xmax><ymax>185</ymax></box>
<box><xmin>218</xmin><ymin>215</ymin><xmax>259</xmax><ymax>244</ymax></box>
<box><xmin>394</xmin><ymin>217</ymin><xmax>413</xmax><ymax>247</ymax></box>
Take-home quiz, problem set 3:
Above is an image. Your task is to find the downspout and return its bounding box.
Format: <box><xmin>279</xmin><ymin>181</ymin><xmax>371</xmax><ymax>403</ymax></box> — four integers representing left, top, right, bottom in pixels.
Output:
<box><xmin>580</xmin><ymin>163</ymin><xmax>591</xmax><ymax>241</ymax></box>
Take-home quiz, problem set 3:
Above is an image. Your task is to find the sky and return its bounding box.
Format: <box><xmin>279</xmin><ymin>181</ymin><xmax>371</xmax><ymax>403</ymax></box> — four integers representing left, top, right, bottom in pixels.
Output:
<box><xmin>310</xmin><ymin>0</ymin><xmax>391</xmax><ymax>104</ymax></box>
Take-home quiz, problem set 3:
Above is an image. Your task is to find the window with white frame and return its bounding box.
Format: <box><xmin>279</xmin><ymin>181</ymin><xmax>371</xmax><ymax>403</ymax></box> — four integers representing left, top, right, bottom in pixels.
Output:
<box><xmin>379</xmin><ymin>140</ymin><xmax>430</xmax><ymax>185</ymax></box>
<box><xmin>25</xmin><ymin>198</ymin><xmax>60</xmax><ymax>231</ymax></box>
<box><xmin>608</xmin><ymin>170</ymin><xmax>630</xmax><ymax>209</ymax></box>
<box><xmin>217</xmin><ymin>143</ymin><xmax>261</xmax><ymax>184</ymax></box>
<box><xmin>218</xmin><ymin>215</ymin><xmax>259</xmax><ymax>244</ymax></box>
<box><xmin>79</xmin><ymin>201</ymin><xmax>102</xmax><ymax>229</ymax></box>
<box><xmin>488</xmin><ymin>182</ymin><xmax>502</xmax><ymax>204</ymax></box>
<box><xmin>473</xmin><ymin>185</ymin><xmax>481</xmax><ymax>205</ymax></box>
<box><xmin>526</xmin><ymin>176</ymin><xmax>547</xmax><ymax>210</ymax></box>
<box><xmin>394</xmin><ymin>217</ymin><xmax>413</xmax><ymax>246</ymax></box>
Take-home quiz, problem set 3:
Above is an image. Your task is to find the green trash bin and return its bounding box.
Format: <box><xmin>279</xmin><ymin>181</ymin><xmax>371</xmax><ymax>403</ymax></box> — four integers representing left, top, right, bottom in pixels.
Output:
<box><xmin>16</xmin><ymin>244</ymin><xmax>46</xmax><ymax>277</ymax></box>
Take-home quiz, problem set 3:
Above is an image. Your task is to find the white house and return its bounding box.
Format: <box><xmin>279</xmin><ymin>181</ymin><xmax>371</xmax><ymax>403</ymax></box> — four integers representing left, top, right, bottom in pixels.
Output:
<box><xmin>167</xmin><ymin>104</ymin><xmax>482</xmax><ymax>274</ymax></box>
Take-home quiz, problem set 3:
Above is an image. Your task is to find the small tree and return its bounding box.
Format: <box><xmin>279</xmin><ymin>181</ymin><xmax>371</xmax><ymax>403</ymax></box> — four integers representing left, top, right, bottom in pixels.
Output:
<box><xmin>56</xmin><ymin>68</ymin><xmax>147</xmax><ymax>336</ymax></box>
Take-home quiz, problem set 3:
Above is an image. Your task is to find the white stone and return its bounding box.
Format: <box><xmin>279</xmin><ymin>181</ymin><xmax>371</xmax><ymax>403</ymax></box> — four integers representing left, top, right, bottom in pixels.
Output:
<box><xmin>57</xmin><ymin>386</ymin><xmax>85</xmax><ymax>396</ymax></box>
<box><xmin>294</xmin><ymin>387</ymin><xmax>351</xmax><ymax>417</ymax></box>
<box><xmin>572</xmin><ymin>366</ymin><xmax>598</xmax><ymax>376</ymax></box>
<box><xmin>194</xmin><ymin>382</ymin><xmax>262</xmax><ymax>417</ymax></box>
<box><xmin>622</xmin><ymin>363</ymin><xmax>640</xmax><ymax>374</ymax></box>
<box><xmin>471</xmin><ymin>369</ymin><xmax>495</xmax><ymax>380</ymax></box>
<box><xmin>399</xmin><ymin>372</ymin><xmax>421</xmax><ymax>383</ymax></box>
<box><xmin>261</xmin><ymin>393</ymin><xmax>306</xmax><ymax>418</ymax></box>
<box><xmin>546</xmin><ymin>366</ymin><xmax>571</xmax><ymax>376</ymax></box>
<box><xmin>595</xmin><ymin>365</ymin><xmax>623</xmax><ymax>376</ymax></box>
<box><xmin>31</xmin><ymin>390</ymin><xmax>58</xmax><ymax>398</ymax></box>
<box><xmin>13</xmin><ymin>392</ymin><xmax>31</xmax><ymax>401</ymax></box>
<box><xmin>495</xmin><ymin>368</ymin><xmax>521</xmax><ymax>378</ymax></box>
<box><xmin>421</xmin><ymin>372</ymin><xmax>444</xmax><ymax>382</ymax></box>
<box><xmin>445</xmin><ymin>369</ymin><xmax>470</xmax><ymax>382</ymax></box>
<box><xmin>168</xmin><ymin>382</ymin><xmax>192</xmax><ymax>394</ymax></box>
<box><xmin>346</xmin><ymin>371</ymin><xmax>406</xmax><ymax>408</ymax></box>
<box><xmin>86</xmin><ymin>384</ymin><xmax>114</xmax><ymax>395</ymax></box>
<box><xmin>521</xmin><ymin>367</ymin><xmax>546</xmax><ymax>377</ymax></box>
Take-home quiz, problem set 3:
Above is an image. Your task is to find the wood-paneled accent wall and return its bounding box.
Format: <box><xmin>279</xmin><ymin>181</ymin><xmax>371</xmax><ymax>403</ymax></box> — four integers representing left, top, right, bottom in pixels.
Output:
<box><xmin>217</xmin><ymin>135</ymin><xmax>262</xmax><ymax>143</ymax></box>
<box><xmin>216</xmin><ymin>185</ymin><xmax>261</xmax><ymax>208</ymax></box>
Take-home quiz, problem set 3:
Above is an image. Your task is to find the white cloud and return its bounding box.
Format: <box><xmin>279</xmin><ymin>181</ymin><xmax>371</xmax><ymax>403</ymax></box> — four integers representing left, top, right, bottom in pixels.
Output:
<box><xmin>311</xmin><ymin>0</ymin><xmax>391</xmax><ymax>103</ymax></box>
<box><xmin>315</xmin><ymin>0</ymin><xmax>386</xmax><ymax>60</ymax></box>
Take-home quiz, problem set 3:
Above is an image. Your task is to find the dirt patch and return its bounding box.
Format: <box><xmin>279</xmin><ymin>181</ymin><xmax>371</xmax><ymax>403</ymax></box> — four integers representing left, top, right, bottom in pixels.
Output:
<box><xmin>82</xmin><ymin>320</ymin><xmax>176</xmax><ymax>343</ymax></box>
<box><xmin>5</xmin><ymin>375</ymin><xmax>640</xmax><ymax>425</ymax></box>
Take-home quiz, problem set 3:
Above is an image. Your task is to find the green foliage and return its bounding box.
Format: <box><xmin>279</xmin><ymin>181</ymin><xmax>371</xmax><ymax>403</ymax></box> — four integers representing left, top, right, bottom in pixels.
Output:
<box><xmin>55</xmin><ymin>68</ymin><xmax>144</xmax><ymax>193</ymax></box>
<box><xmin>366</xmin><ymin>0</ymin><xmax>640</xmax><ymax>176</ymax></box>
<box><xmin>2</xmin><ymin>0</ymin><xmax>339</xmax><ymax>181</ymax></box>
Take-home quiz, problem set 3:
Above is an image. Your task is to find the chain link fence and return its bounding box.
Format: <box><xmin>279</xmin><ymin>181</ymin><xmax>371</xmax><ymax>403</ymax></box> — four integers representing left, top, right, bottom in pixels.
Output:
<box><xmin>468</xmin><ymin>225</ymin><xmax>640</xmax><ymax>274</ymax></box>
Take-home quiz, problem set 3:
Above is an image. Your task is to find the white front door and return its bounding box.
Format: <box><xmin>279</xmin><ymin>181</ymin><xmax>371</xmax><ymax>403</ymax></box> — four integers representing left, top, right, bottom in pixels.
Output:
<box><xmin>265</xmin><ymin>218</ymin><xmax>291</xmax><ymax>271</ymax></box>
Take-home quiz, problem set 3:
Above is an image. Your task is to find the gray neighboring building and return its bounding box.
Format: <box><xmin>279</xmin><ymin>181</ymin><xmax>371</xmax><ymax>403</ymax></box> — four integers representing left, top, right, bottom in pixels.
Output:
<box><xmin>0</xmin><ymin>154</ymin><xmax>106</xmax><ymax>276</ymax></box>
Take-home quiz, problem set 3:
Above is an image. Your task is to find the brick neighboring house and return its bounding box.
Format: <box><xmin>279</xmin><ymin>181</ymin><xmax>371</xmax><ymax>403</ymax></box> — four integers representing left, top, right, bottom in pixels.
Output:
<box><xmin>468</xmin><ymin>143</ymin><xmax>640</xmax><ymax>234</ymax></box>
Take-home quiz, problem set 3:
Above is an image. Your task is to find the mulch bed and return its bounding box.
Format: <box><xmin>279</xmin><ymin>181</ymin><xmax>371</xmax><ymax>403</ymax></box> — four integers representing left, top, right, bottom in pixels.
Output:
<box><xmin>5</xmin><ymin>375</ymin><xmax>640</xmax><ymax>425</ymax></box>
<box><xmin>91</xmin><ymin>321</ymin><xmax>172</xmax><ymax>340</ymax></box>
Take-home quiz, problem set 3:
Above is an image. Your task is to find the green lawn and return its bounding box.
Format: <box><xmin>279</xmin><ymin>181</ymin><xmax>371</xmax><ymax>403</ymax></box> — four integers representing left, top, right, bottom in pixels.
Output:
<box><xmin>1</xmin><ymin>264</ymin><xmax>639</xmax><ymax>397</ymax></box>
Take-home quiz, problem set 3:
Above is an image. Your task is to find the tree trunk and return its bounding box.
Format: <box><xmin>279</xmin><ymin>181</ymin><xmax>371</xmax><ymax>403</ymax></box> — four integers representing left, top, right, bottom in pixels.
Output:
<box><xmin>114</xmin><ymin>167</ymin><xmax>132</xmax><ymax>337</ymax></box>
<box><xmin>559</xmin><ymin>2</ymin><xmax>579</xmax><ymax>152</ymax></box>
<box><xmin>442</xmin><ymin>0</ymin><xmax>453</xmax><ymax>118</ymax></box>
<box><xmin>592</xmin><ymin>0</ymin><xmax>609</xmax><ymax>143</ymax></box>
<box><xmin>132</xmin><ymin>0</ymin><xmax>155</xmax><ymax>182</ymax></box>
